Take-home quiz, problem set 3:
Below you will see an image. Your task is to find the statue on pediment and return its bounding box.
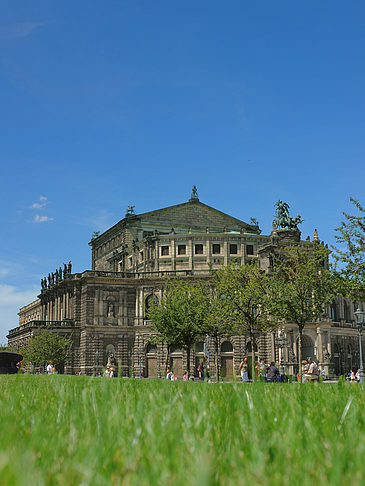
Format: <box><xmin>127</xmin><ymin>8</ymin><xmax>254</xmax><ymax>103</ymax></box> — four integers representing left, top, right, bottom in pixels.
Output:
<box><xmin>189</xmin><ymin>185</ymin><xmax>199</xmax><ymax>201</ymax></box>
<box><xmin>273</xmin><ymin>200</ymin><xmax>303</xmax><ymax>229</ymax></box>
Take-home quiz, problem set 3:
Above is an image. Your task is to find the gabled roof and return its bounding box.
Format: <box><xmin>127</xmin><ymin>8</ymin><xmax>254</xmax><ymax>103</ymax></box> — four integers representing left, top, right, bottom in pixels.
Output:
<box><xmin>137</xmin><ymin>200</ymin><xmax>258</xmax><ymax>233</ymax></box>
<box><xmin>90</xmin><ymin>199</ymin><xmax>259</xmax><ymax>245</ymax></box>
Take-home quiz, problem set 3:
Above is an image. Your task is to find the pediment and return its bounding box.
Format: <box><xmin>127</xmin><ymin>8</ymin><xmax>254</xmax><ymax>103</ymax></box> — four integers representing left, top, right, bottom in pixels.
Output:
<box><xmin>137</xmin><ymin>201</ymin><xmax>257</xmax><ymax>233</ymax></box>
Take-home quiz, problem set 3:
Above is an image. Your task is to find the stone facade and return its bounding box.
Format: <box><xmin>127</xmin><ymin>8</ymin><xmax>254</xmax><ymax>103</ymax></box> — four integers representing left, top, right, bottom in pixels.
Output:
<box><xmin>7</xmin><ymin>190</ymin><xmax>365</xmax><ymax>378</ymax></box>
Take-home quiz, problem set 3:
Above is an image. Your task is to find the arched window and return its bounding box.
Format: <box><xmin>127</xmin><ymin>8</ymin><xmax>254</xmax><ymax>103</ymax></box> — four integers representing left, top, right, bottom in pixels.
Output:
<box><xmin>170</xmin><ymin>346</ymin><xmax>182</xmax><ymax>354</ymax></box>
<box><xmin>344</xmin><ymin>301</ymin><xmax>351</xmax><ymax>322</ymax></box>
<box><xmin>221</xmin><ymin>341</ymin><xmax>233</xmax><ymax>353</ymax></box>
<box><xmin>146</xmin><ymin>343</ymin><xmax>157</xmax><ymax>354</ymax></box>
<box><xmin>145</xmin><ymin>294</ymin><xmax>158</xmax><ymax>315</ymax></box>
<box><xmin>106</xmin><ymin>344</ymin><xmax>115</xmax><ymax>355</ymax></box>
<box><xmin>246</xmin><ymin>341</ymin><xmax>258</xmax><ymax>353</ymax></box>
<box><xmin>195</xmin><ymin>342</ymin><xmax>205</xmax><ymax>353</ymax></box>
<box><xmin>330</xmin><ymin>301</ymin><xmax>338</xmax><ymax>321</ymax></box>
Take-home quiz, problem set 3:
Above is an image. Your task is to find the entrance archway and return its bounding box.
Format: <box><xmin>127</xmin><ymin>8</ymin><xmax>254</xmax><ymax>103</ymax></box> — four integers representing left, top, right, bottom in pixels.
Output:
<box><xmin>146</xmin><ymin>344</ymin><xmax>158</xmax><ymax>378</ymax></box>
<box><xmin>296</xmin><ymin>335</ymin><xmax>315</xmax><ymax>362</ymax></box>
<box><xmin>220</xmin><ymin>341</ymin><xmax>233</xmax><ymax>378</ymax></box>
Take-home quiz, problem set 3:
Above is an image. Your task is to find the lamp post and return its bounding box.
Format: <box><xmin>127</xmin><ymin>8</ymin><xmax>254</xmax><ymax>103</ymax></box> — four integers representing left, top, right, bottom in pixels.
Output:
<box><xmin>137</xmin><ymin>345</ymin><xmax>143</xmax><ymax>378</ymax></box>
<box><xmin>157</xmin><ymin>347</ymin><xmax>161</xmax><ymax>379</ymax></box>
<box><xmin>95</xmin><ymin>349</ymin><xmax>99</xmax><ymax>376</ymax></box>
<box><xmin>354</xmin><ymin>307</ymin><xmax>365</xmax><ymax>383</ymax></box>
<box><xmin>276</xmin><ymin>330</ymin><xmax>289</xmax><ymax>377</ymax></box>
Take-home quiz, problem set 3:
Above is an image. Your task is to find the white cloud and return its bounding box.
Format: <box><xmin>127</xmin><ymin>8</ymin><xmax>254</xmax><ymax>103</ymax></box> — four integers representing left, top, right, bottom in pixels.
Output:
<box><xmin>0</xmin><ymin>22</ymin><xmax>45</xmax><ymax>39</ymax></box>
<box><xmin>30</xmin><ymin>195</ymin><xmax>48</xmax><ymax>209</ymax></box>
<box><xmin>0</xmin><ymin>268</ymin><xmax>10</xmax><ymax>278</ymax></box>
<box><xmin>82</xmin><ymin>210</ymin><xmax>115</xmax><ymax>232</ymax></box>
<box><xmin>0</xmin><ymin>285</ymin><xmax>40</xmax><ymax>343</ymax></box>
<box><xmin>0</xmin><ymin>284</ymin><xmax>39</xmax><ymax>307</ymax></box>
<box><xmin>34</xmin><ymin>215</ymin><xmax>54</xmax><ymax>223</ymax></box>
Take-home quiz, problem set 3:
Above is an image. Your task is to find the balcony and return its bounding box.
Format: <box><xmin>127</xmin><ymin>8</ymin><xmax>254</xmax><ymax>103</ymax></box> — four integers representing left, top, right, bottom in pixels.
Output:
<box><xmin>7</xmin><ymin>319</ymin><xmax>75</xmax><ymax>336</ymax></box>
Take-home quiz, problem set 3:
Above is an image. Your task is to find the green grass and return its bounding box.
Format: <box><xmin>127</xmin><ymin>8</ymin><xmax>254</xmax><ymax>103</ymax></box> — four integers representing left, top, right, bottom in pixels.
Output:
<box><xmin>0</xmin><ymin>376</ymin><xmax>364</xmax><ymax>485</ymax></box>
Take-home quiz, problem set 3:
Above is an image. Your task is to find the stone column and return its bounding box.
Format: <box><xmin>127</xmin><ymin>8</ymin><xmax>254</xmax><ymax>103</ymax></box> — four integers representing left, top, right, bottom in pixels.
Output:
<box><xmin>223</xmin><ymin>238</ymin><xmax>228</xmax><ymax>266</ymax></box>
<box><xmin>188</xmin><ymin>235</ymin><xmax>193</xmax><ymax>271</ymax></box>
<box><xmin>171</xmin><ymin>236</ymin><xmax>176</xmax><ymax>271</ymax></box>
<box><xmin>206</xmin><ymin>234</ymin><xmax>211</xmax><ymax>266</ymax></box>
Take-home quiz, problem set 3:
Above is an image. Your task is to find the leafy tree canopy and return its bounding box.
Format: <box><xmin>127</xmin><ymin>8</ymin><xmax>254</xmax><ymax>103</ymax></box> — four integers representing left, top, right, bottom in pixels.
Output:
<box><xmin>333</xmin><ymin>197</ymin><xmax>365</xmax><ymax>299</ymax></box>
<box><xmin>21</xmin><ymin>330</ymin><xmax>72</xmax><ymax>370</ymax></box>
<box><xmin>147</xmin><ymin>279</ymin><xmax>210</xmax><ymax>374</ymax></box>
<box><xmin>213</xmin><ymin>262</ymin><xmax>274</xmax><ymax>379</ymax></box>
<box><xmin>269</xmin><ymin>244</ymin><xmax>338</xmax><ymax>381</ymax></box>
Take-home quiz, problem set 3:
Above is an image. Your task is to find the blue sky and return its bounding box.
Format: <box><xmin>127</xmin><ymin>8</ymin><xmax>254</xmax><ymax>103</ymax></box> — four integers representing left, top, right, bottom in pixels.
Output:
<box><xmin>1</xmin><ymin>1</ymin><xmax>364</xmax><ymax>342</ymax></box>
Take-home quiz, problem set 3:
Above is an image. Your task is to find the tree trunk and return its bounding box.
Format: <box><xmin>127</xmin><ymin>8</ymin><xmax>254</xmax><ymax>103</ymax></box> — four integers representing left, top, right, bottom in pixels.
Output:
<box><xmin>215</xmin><ymin>336</ymin><xmax>220</xmax><ymax>382</ymax></box>
<box><xmin>186</xmin><ymin>346</ymin><xmax>191</xmax><ymax>376</ymax></box>
<box><xmin>250</xmin><ymin>328</ymin><xmax>256</xmax><ymax>382</ymax></box>
<box><xmin>165</xmin><ymin>344</ymin><xmax>170</xmax><ymax>375</ymax></box>
<box><xmin>298</xmin><ymin>328</ymin><xmax>303</xmax><ymax>383</ymax></box>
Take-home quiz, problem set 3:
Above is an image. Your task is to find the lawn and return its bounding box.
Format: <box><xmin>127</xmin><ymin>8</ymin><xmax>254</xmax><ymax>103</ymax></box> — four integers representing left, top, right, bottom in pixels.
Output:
<box><xmin>0</xmin><ymin>376</ymin><xmax>364</xmax><ymax>485</ymax></box>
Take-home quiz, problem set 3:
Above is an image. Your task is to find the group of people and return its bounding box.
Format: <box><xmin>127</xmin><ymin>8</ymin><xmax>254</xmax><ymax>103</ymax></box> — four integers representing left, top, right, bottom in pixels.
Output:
<box><xmin>166</xmin><ymin>369</ymin><xmax>190</xmax><ymax>381</ymax></box>
<box><xmin>301</xmin><ymin>357</ymin><xmax>319</xmax><ymax>382</ymax></box>
<box><xmin>346</xmin><ymin>369</ymin><xmax>362</xmax><ymax>382</ymax></box>
<box><xmin>238</xmin><ymin>356</ymin><xmax>282</xmax><ymax>382</ymax></box>
<box><xmin>103</xmin><ymin>366</ymin><xmax>115</xmax><ymax>378</ymax></box>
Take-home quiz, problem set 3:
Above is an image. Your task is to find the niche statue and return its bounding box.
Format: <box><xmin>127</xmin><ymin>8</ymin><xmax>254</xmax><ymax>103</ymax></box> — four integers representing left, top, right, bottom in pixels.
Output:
<box><xmin>107</xmin><ymin>302</ymin><xmax>115</xmax><ymax>318</ymax></box>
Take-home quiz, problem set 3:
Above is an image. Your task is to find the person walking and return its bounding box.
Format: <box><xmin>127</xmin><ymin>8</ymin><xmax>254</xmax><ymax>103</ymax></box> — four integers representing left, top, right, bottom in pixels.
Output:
<box><xmin>46</xmin><ymin>361</ymin><xmax>54</xmax><ymax>375</ymax></box>
<box><xmin>238</xmin><ymin>356</ymin><xmax>249</xmax><ymax>382</ymax></box>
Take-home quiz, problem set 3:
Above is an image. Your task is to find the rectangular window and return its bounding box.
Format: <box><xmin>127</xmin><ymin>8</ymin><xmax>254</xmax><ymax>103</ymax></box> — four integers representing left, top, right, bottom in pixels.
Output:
<box><xmin>161</xmin><ymin>246</ymin><xmax>169</xmax><ymax>256</ymax></box>
<box><xmin>212</xmin><ymin>244</ymin><xmax>221</xmax><ymax>254</ymax></box>
<box><xmin>178</xmin><ymin>244</ymin><xmax>186</xmax><ymax>255</ymax></box>
<box><xmin>246</xmin><ymin>245</ymin><xmax>254</xmax><ymax>255</ymax></box>
<box><xmin>230</xmin><ymin>244</ymin><xmax>238</xmax><ymax>254</ymax></box>
<box><xmin>195</xmin><ymin>244</ymin><xmax>203</xmax><ymax>255</ymax></box>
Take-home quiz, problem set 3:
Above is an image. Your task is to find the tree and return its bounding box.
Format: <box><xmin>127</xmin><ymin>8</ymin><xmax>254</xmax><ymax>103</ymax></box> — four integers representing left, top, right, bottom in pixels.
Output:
<box><xmin>21</xmin><ymin>330</ymin><xmax>72</xmax><ymax>372</ymax></box>
<box><xmin>269</xmin><ymin>244</ymin><xmax>338</xmax><ymax>382</ymax></box>
<box><xmin>147</xmin><ymin>279</ymin><xmax>210</xmax><ymax>376</ymax></box>
<box><xmin>333</xmin><ymin>197</ymin><xmax>365</xmax><ymax>299</ymax></box>
<box><xmin>203</xmin><ymin>285</ymin><xmax>234</xmax><ymax>382</ymax></box>
<box><xmin>213</xmin><ymin>262</ymin><xmax>274</xmax><ymax>381</ymax></box>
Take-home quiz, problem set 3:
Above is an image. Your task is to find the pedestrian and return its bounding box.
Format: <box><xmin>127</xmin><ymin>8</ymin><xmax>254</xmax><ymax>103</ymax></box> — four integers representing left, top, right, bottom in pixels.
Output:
<box><xmin>166</xmin><ymin>368</ymin><xmax>172</xmax><ymax>380</ymax></box>
<box><xmin>46</xmin><ymin>361</ymin><xmax>54</xmax><ymax>375</ymax></box>
<box><xmin>256</xmin><ymin>358</ymin><xmax>266</xmax><ymax>381</ymax></box>
<box><xmin>198</xmin><ymin>361</ymin><xmax>203</xmax><ymax>381</ymax></box>
<box><xmin>266</xmin><ymin>362</ymin><xmax>280</xmax><ymax>382</ymax></box>
<box><xmin>183</xmin><ymin>371</ymin><xmax>188</xmax><ymax>381</ymax></box>
<box><xmin>238</xmin><ymin>356</ymin><xmax>249</xmax><ymax>382</ymax></box>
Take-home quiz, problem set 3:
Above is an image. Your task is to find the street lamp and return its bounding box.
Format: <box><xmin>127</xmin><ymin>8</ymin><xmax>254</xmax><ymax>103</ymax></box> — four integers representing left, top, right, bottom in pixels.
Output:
<box><xmin>276</xmin><ymin>330</ymin><xmax>289</xmax><ymax>377</ymax></box>
<box><xmin>137</xmin><ymin>345</ymin><xmax>143</xmax><ymax>378</ymax></box>
<box><xmin>354</xmin><ymin>307</ymin><xmax>365</xmax><ymax>383</ymax></box>
<box><xmin>157</xmin><ymin>347</ymin><xmax>161</xmax><ymax>379</ymax></box>
<box><xmin>95</xmin><ymin>349</ymin><xmax>99</xmax><ymax>376</ymax></box>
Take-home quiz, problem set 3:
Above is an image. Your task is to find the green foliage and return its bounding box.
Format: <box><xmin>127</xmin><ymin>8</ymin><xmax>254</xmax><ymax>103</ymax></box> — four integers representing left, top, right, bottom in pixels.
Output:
<box><xmin>333</xmin><ymin>197</ymin><xmax>365</xmax><ymax>299</ymax></box>
<box><xmin>269</xmin><ymin>244</ymin><xmax>338</xmax><ymax>380</ymax></box>
<box><xmin>213</xmin><ymin>262</ymin><xmax>274</xmax><ymax>379</ymax></box>
<box><xmin>270</xmin><ymin>245</ymin><xmax>338</xmax><ymax>327</ymax></box>
<box><xmin>147</xmin><ymin>279</ymin><xmax>210</xmax><ymax>373</ymax></box>
<box><xmin>0</xmin><ymin>376</ymin><xmax>365</xmax><ymax>485</ymax></box>
<box><xmin>21</xmin><ymin>330</ymin><xmax>72</xmax><ymax>370</ymax></box>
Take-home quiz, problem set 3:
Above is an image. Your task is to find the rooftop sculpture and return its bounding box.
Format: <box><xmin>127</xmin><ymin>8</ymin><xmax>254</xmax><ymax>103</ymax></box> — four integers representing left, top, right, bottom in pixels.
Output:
<box><xmin>273</xmin><ymin>200</ymin><xmax>303</xmax><ymax>230</ymax></box>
